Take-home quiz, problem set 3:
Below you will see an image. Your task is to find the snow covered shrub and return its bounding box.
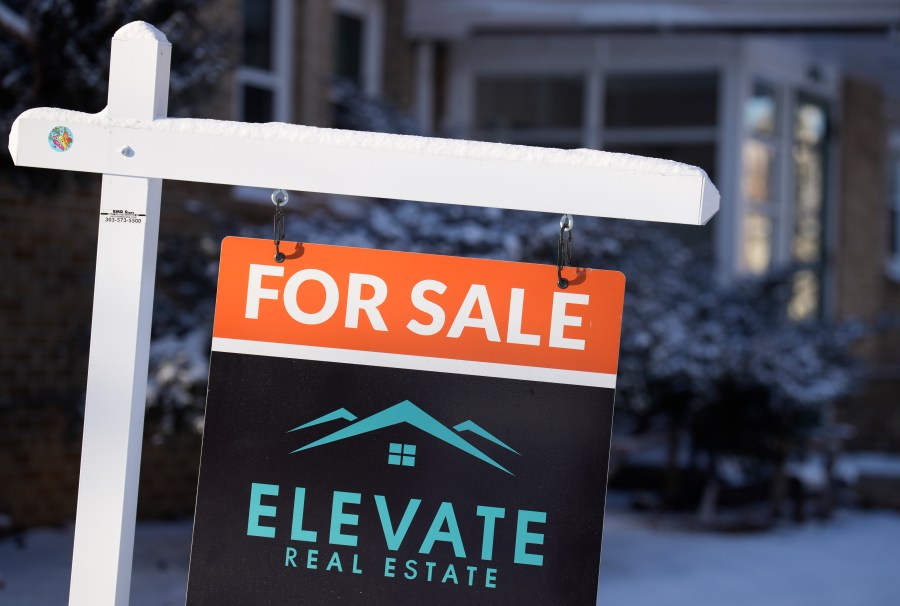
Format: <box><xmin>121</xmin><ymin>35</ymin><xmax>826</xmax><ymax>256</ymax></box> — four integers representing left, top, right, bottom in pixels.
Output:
<box><xmin>0</xmin><ymin>0</ymin><xmax>231</xmax><ymax>183</ymax></box>
<box><xmin>143</xmin><ymin>81</ymin><xmax>859</xmax><ymax>480</ymax></box>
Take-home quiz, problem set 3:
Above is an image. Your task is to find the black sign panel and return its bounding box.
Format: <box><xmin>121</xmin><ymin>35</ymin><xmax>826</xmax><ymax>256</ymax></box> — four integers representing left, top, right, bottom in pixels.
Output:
<box><xmin>187</xmin><ymin>353</ymin><xmax>614</xmax><ymax>605</ymax></box>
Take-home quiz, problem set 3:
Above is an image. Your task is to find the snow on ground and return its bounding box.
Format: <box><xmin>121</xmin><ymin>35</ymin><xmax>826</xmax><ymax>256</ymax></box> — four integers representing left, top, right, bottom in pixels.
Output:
<box><xmin>598</xmin><ymin>507</ymin><xmax>900</xmax><ymax>606</ymax></box>
<box><xmin>840</xmin><ymin>451</ymin><xmax>900</xmax><ymax>480</ymax></box>
<box><xmin>1</xmin><ymin>503</ymin><xmax>898</xmax><ymax>605</ymax></box>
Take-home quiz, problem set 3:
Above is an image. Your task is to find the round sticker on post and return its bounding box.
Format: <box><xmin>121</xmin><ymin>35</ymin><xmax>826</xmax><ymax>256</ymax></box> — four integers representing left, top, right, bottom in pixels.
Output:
<box><xmin>48</xmin><ymin>126</ymin><xmax>74</xmax><ymax>152</ymax></box>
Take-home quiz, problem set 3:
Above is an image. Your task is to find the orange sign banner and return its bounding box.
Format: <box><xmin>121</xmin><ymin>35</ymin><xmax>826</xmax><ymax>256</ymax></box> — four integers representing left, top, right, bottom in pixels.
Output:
<box><xmin>213</xmin><ymin>237</ymin><xmax>625</xmax><ymax>376</ymax></box>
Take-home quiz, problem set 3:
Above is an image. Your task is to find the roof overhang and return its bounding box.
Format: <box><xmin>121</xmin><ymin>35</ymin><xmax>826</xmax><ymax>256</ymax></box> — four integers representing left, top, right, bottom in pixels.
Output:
<box><xmin>407</xmin><ymin>0</ymin><xmax>900</xmax><ymax>40</ymax></box>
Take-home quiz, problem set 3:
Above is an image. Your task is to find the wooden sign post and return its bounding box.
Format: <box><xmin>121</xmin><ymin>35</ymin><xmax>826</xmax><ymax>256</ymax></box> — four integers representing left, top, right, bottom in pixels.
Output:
<box><xmin>6</xmin><ymin>21</ymin><xmax>719</xmax><ymax>606</ymax></box>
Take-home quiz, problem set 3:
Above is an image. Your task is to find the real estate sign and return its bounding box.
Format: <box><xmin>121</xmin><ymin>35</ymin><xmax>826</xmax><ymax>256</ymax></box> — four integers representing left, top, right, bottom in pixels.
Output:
<box><xmin>186</xmin><ymin>237</ymin><xmax>625</xmax><ymax>605</ymax></box>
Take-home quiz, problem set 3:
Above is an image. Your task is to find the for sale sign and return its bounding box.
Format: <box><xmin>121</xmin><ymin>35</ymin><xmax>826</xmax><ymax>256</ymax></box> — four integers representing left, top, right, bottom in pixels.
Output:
<box><xmin>186</xmin><ymin>237</ymin><xmax>625</xmax><ymax>605</ymax></box>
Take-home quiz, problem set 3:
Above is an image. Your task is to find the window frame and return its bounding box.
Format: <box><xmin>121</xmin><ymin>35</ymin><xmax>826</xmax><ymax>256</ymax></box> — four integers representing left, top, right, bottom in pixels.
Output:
<box><xmin>737</xmin><ymin>41</ymin><xmax>840</xmax><ymax>317</ymax></box>
<box><xmin>334</xmin><ymin>0</ymin><xmax>385</xmax><ymax>98</ymax></box>
<box><xmin>234</xmin><ymin>0</ymin><xmax>294</xmax><ymax>124</ymax></box>
<box><xmin>233</xmin><ymin>0</ymin><xmax>294</xmax><ymax>203</ymax></box>
<box><xmin>447</xmin><ymin>35</ymin><xmax>841</xmax><ymax>301</ymax></box>
<box><xmin>738</xmin><ymin>79</ymin><xmax>789</xmax><ymax>276</ymax></box>
<box><xmin>471</xmin><ymin>72</ymin><xmax>588</xmax><ymax>148</ymax></box>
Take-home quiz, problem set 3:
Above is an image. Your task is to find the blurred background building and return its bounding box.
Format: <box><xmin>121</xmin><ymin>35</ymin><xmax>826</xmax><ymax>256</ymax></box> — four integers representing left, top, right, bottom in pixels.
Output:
<box><xmin>1</xmin><ymin>0</ymin><xmax>899</xmax><ymax>550</ymax></box>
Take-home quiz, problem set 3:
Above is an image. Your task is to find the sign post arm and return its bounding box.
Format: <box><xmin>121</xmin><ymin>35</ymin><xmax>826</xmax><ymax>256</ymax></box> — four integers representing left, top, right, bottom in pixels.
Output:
<box><xmin>68</xmin><ymin>24</ymin><xmax>171</xmax><ymax>606</ymax></box>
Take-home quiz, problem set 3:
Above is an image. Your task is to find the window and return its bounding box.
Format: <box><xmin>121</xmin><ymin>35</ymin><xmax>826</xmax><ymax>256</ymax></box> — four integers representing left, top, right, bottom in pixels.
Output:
<box><xmin>738</xmin><ymin>83</ymin><xmax>832</xmax><ymax>318</ymax></box>
<box><xmin>336</xmin><ymin>13</ymin><xmax>364</xmax><ymax>87</ymax></box>
<box><xmin>242</xmin><ymin>0</ymin><xmax>273</xmax><ymax>71</ymax></box>
<box><xmin>740</xmin><ymin>81</ymin><xmax>783</xmax><ymax>275</ymax></box>
<box><xmin>605</xmin><ymin>73</ymin><xmax>718</xmax><ymax>129</ymax></box>
<box><xmin>471</xmin><ymin>69</ymin><xmax>719</xmax><ymax>247</ymax></box>
<box><xmin>242</xmin><ymin>85</ymin><xmax>274</xmax><ymax>124</ymax></box>
<box><xmin>236</xmin><ymin>0</ymin><xmax>292</xmax><ymax>123</ymax></box>
<box><xmin>455</xmin><ymin>38</ymin><xmax>838</xmax><ymax>293</ymax></box>
<box><xmin>388</xmin><ymin>443</ymin><xmax>416</xmax><ymax>467</ymax></box>
<box><xmin>474</xmin><ymin>76</ymin><xmax>584</xmax><ymax>148</ymax></box>
<box><xmin>333</xmin><ymin>0</ymin><xmax>384</xmax><ymax>97</ymax></box>
<box><xmin>788</xmin><ymin>94</ymin><xmax>830</xmax><ymax>320</ymax></box>
<box><xmin>233</xmin><ymin>0</ymin><xmax>293</xmax><ymax>202</ymax></box>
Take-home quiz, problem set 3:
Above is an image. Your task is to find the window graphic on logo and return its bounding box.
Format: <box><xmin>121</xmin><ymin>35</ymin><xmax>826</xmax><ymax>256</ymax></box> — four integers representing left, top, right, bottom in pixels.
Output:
<box><xmin>288</xmin><ymin>400</ymin><xmax>520</xmax><ymax>475</ymax></box>
<box><xmin>388</xmin><ymin>443</ymin><xmax>416</xmax><ymax>467</ymax></box>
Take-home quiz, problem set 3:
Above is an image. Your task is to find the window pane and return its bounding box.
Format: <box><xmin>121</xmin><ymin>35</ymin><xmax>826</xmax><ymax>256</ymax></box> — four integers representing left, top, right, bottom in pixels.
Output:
<box><xmin>242</xmin><ymin>0</ymin><xmax>273</xmax><ymax>70</ymax></box>
<box><xmin>742</xmin><ymin>139</ymin><xmax>776</xmax><ymax>203</ymax></box>
<box><xmin>745</xmin><ymin>81</ymin><xmax>779</xmax><ymax>137</ymax></box>
<box><xmin>242</xmin><ymin>85</ymin><xmax>274</xmax><ymax>123</ymax></box>
<box><xmin>790</xmin><ymin>95</ymin><xmax>830</xmax><ymax>318</ymax></box>
<box><xmin>789</xmin><ymin>269</ymin><xmax>819</xmax><ymax>321</ymax></box>
<box><xmin>792</xmin><ymin>97</ymin><xmax>828</xmax><ymax>265</ymax></box>
<box><xmin>742</xmin><ymin>212</ymin><xmax>773</xmax><ymax>274</ymax></box>
<box><xmin>336</xmin><ymin>13</ymin><xmax>364</xmax><ymax>85</ymax></box>
<box><xmin>475</xmin><ymin>76</ymin><xmax>584</xmax><ymax>131</ymax></box>
<box><xmin>604</xmin><ymin>73</ymin><xmax>718</xmax><ymax>128</ymax></box>
<box><xmin>796</xmin><ymin>102</ymin><xmax>827</xmax><ymax>146</ymax></box>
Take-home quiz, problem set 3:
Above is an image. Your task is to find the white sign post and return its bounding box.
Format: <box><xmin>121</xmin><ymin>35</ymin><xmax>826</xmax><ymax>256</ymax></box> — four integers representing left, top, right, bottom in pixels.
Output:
<box><xmin>7</xmin><ymin>22</ymin><xmax>719</xmax><ymax>606</ymax></box>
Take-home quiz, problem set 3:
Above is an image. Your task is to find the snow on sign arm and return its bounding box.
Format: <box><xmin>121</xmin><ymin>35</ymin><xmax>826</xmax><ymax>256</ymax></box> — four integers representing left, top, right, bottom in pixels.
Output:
<box><xmin>9</xmin><ymin>108</ymin><xmax>720</xmax><ymax>225</ymax></box>
<box><xmin>188</xmin><ymin>237</ymin><xmax>625</xmax><ymax>605</ymax></box>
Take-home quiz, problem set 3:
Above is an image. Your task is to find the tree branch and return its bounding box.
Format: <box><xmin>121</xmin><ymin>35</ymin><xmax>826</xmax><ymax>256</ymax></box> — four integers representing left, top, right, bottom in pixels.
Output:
<box><xmin>0</xmin><ymin>2</ymin><xmax>31</xmax><ymax>45</ymax></box>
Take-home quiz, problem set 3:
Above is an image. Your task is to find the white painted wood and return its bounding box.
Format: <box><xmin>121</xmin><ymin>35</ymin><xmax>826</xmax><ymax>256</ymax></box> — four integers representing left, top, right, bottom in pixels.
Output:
<box><xmin>66</xmin><ymin>24</ymin><xmax>170</xmax><ymax>606</ymax></box>
<box><xmin>9</xmin><ymin>111</ymin><xmax>718</xmax><ymax>224</ymax></box>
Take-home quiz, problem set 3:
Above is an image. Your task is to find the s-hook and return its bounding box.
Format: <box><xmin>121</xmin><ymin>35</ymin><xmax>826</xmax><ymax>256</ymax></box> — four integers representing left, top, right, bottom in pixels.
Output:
<box><xmin>557</xmin><ymin>214</ymin><xmax>574</xmax><ymax>289</ymax></box>
<box><xmin>272</xmin><ymin>189</ymin><xmax>289</xmax><ymax>262</ymax></box>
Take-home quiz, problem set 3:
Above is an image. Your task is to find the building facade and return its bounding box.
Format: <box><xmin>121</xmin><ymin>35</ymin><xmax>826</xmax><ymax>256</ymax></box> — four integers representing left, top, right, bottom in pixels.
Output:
<box><xmin>2</xmin><ymin>0</ymin><xmax>899</xmax><ymax>528</ymax></box>
<box><xmin>239</xmin><ymin>0</ymin><xmax>900</xmax><ymax>447</ymax></box>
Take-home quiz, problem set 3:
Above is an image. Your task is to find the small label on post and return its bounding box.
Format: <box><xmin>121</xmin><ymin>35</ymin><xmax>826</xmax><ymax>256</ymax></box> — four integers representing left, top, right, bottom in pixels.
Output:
<box><xmin>99</xmin><ymin>209</ymin><xmax>145</xmax><ymax>224</ymax></box>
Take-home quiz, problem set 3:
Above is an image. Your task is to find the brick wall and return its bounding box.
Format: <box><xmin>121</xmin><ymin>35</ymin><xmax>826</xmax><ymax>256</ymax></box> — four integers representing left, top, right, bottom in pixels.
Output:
<box><xmin>0</xmin><ymin>180</ymin><xmax>98</xmax><ymax>407</ymax></box>
<box><xmin>383</xmin><ymin>0</ymin><xmax>416</xmax><ymax>112</ymax></box>
<box><xmin>836</xmin><ymin>78</ymin><xmax>887</xmax><ymax>326</ymax></box>
<box><xmin>834</xmin><ymin>77</ymin><xmax>900</xmax><ymax>453</ymax></box>
<box><xmin>0</xmin><ymin>0</ymin><xmax>346</xmax><ymax>528</ymax></box>
<box><xmin>296</xmin><ymin>0</ymin><xmax>334</xmax><ymax>127</ymax></box>
<box><xmin>0</xmin><ymin>401</ymin><xmax>201</xmax><ymax>528</ymax></box>
<box><xmin>0</xmin><ymin>178</ymin><xmax>235</xmax><ymax>528</ymax></box>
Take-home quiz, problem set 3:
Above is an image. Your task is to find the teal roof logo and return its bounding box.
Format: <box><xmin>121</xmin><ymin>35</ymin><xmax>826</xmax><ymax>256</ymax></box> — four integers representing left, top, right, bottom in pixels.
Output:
<box><xmin>288</xmin><ymin>400</ymin><xmax>520</xmax><ymax>475</ymax></box>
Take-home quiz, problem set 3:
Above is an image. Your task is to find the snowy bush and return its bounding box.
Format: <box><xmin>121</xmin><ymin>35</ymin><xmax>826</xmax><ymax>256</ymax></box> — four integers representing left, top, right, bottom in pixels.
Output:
<box><xmin>148</xmin><ymin>197</ymin><xmax>859</xmax><ymax>448</ymax></box>
<box><xmin>141</xmin><ymin>82</ymin><xmax>859</xmax><ymax>493</ymax></box>
<box><xmin>0</xmin><ymin>0</ymin><xmax>231</xmax><ymax>183</ymax></box>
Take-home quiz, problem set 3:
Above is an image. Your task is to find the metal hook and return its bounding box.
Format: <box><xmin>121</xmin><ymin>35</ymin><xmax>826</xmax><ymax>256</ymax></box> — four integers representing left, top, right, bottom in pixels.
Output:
<box><xmin>557</xmin><ymin>214</ymin><xmax>574</xmax><ymax>289</ymax></box>
<box><xmin>272</xmin><ymin>189</ymin><xmax>288</xmax><ymax>263</ymax></box>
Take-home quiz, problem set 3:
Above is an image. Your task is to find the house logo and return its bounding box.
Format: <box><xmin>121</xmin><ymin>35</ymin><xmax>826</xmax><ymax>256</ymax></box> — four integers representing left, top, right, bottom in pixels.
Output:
<box><xmin>288</xmin><ymin>400</ymin><xmax>520</xmax><ymax>475</ymax></box>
